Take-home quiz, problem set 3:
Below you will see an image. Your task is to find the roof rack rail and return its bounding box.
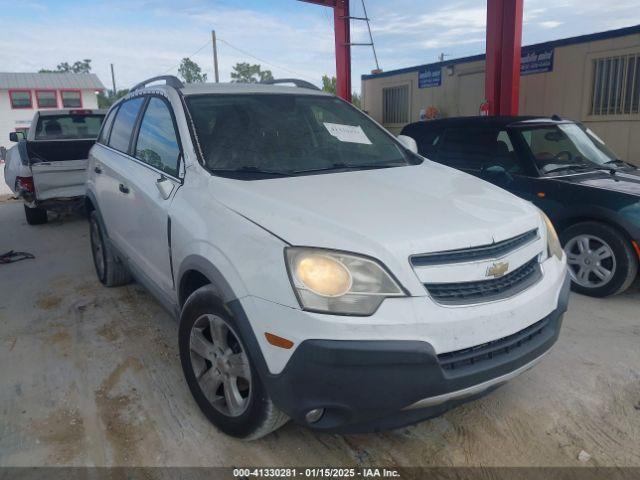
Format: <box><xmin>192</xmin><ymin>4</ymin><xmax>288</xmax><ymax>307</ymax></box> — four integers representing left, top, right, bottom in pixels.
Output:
<box><xmin>131</xmin><ymin>75</ymin><xmax>185</xmax><ymax>92</ymax></box>
<box><xmin>260</xmin><ymin>78</ymin><xmax>320</xmax><ymax>91</ymax></box>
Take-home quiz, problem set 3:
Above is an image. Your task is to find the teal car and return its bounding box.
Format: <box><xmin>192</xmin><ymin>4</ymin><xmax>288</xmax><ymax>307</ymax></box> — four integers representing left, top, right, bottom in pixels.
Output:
<box><xmin>402</xmin><ymin>116</ymin><xmax>640</xmax><ymax>297</ymax></box>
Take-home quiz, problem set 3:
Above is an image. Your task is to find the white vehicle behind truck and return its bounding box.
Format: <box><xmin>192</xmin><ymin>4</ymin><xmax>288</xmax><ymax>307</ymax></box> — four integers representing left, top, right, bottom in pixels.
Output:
<box><xmin>4</xmin><ymin>109</ymin><xmax>106</xmax><ymax>224</ymax></box>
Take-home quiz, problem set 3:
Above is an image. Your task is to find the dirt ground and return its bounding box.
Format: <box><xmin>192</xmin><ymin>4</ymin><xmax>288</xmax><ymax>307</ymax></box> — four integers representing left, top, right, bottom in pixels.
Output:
<box><xmin>0</xmin><ymin>198</ymin><xmax>639</xmax><ymax>467</ymax></box>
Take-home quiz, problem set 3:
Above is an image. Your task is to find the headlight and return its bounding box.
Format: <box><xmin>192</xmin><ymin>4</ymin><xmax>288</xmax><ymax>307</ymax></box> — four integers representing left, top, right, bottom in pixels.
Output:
<box><xmin>541</xmin><ymin>211</ymin><xmax>563</xmax><ymax>260</ymax></box>
<box><xmin>285</xmin><ymin>247</ymin><xmax>406</xmax><ymax>315</ymax></box>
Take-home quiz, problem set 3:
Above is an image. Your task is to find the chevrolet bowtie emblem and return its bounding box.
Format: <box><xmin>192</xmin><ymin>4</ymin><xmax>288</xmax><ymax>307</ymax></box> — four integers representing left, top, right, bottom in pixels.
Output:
<box><xmin>487</xmin><ymin>261</ymin><xmax>509</xmax><ymax>278</ymax></box>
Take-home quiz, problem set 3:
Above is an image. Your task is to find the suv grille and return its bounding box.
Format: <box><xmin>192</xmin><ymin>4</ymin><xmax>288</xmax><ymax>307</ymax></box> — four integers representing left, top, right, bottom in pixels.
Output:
<box><xmin>438</xmin><ymin>316</ymin><xmax>550</xmax><ymax>372</ymax></box>
<box><xmin>424</xmin><ymin>257</ymin><xmax>541</xmax><ymax>305</ymax></box>
<box><xmin>411</xmin><ymin>229</ymin><xmax>538</xmax><ymax>267</ymax></box>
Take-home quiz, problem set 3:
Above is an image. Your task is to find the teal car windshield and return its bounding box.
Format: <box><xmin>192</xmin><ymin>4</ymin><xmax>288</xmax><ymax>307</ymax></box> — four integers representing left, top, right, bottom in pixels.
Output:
<box><xmin>517</xmin><ymin>123</ymin><xmax>621</xmax><ymax>174</ymax></box>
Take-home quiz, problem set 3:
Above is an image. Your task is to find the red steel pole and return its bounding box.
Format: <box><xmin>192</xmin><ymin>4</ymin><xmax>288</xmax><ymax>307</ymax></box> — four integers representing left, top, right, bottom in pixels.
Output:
<box><xmin>485</xmin><ymin>0</ymin><xmax>523</xmax><ymax>115</ymax></box>
<box><xmin>499</xmin><ymin>0</ymin><xmax>523</xmax><ymax>115</ymax></box>
<box><xmin>333</xmin><ymin>0</ymin><xmax>352</xmax><ymax>102</ymax></box>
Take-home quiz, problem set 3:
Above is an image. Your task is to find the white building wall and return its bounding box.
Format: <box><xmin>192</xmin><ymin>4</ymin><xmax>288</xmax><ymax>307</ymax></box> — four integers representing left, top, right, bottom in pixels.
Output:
<box><xmin>0</xmin><ymin>89</ymin><xmax>100</xmax><ymax>151</ymax></box>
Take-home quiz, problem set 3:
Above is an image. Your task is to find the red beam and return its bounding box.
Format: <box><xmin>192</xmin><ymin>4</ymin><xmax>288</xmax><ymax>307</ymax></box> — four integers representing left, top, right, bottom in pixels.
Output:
<box><xmin>485</xmin><ymin>0</ymin><xmax>523</xmax><ymax>116</ymax></box>
<box><xmin>298</xmin><ymin>0</ymin><xmax>352</xmax><ymax>102</ymax></box>
<box><xmin>333</xmin><ymin>0</ymin><xmax>352</xmax><ymax>102</ymax></box>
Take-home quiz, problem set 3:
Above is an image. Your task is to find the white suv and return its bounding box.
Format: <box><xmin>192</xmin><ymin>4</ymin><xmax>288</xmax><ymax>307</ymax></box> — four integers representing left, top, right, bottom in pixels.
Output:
<box><xmin>86</xmin><ymin>76</ymin><xmax>569</xmax><ymax>439</ymax></box>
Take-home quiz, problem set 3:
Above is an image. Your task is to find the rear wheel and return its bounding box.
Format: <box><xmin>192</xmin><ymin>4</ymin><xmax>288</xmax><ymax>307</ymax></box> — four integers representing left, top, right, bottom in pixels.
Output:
<box><xmin>561</xmin><ymin>221</ymin><xmax>638</xmax><ymax>297</ymax></box>
<box><xmin>89</xmin><ymin>210</ymin><xmax>131</xmax><ymax>287</ymax></box>
<box><xmin>179</xmin><ymin>285</ymin><xmax>288</xmax><ymax>439</ymax></box>
<box><xmin>24</xmin><ymin>205</ymin><xmax>47</xmax><ymax>225</ymax></box>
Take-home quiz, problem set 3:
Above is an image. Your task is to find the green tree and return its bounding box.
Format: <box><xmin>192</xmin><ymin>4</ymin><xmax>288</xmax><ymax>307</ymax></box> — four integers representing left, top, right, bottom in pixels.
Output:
<box><xmin>39</xmin><ymin>59</ymin><xmax>92</xmax><ymax>74</ymax></box>
<box><xmin>321</xmin><ymin>74</ymin><xmax>337</xmax><ymax>94</ymax></box>
<box><xmin>178</xmin><ymin>57</ymin><xmax>207</xmax><ymax>83</ymax></box>
<box><xmin>97</xmin><ymin>88</ymin><xmax>130</xmax><ymax>109</ymax></box>
<box><xmin>230</xmin><ymin>62</ymin><xmax>273</xmax><ymax>83</ymax></box>
<box><xmin>321</xmin><ymin>74</ymin><xmax>361</xmax><ymax>108</ymax></box>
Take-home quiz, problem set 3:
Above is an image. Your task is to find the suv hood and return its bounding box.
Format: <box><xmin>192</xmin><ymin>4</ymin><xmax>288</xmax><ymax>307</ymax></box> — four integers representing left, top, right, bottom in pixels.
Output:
<box><xmin>210</xmin><ymin>161</ymin><xmax>541</xmax><ymax>267</ymax></box>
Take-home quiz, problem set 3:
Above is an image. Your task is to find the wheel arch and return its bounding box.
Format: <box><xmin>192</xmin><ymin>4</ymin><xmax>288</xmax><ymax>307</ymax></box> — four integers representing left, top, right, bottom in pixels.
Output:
<box><xmin>177</xmin><ymin>255</ymin><xmax>241</xmax><ymax>308</ymax></box>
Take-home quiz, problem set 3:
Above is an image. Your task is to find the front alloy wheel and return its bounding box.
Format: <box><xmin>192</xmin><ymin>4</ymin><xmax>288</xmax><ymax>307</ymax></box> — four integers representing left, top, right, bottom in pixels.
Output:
<box><xmin>564</xmin><ymin>234</ymin><xmax>616</xmax><ymax>289</ymax></box>
<box><xmin>189</xmin><ymin>314</ymin><xmax>252</xmax><ymax>417</ymax></box>
<box><xmin>561</xmin><ymin>221</ymin><xmax>638</xmax><ymax>297</ymax></box>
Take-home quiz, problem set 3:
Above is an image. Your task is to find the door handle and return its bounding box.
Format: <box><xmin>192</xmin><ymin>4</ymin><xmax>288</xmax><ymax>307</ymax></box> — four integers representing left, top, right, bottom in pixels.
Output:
<box><xmin>94</xmin><ymin>165</ymin><xmax>102</xmax><ymax>174</ymax></box>
<box><xmin>118</xmin><ymin>183</ymin><xmax>130</xmax><ymax>194</ymax></box>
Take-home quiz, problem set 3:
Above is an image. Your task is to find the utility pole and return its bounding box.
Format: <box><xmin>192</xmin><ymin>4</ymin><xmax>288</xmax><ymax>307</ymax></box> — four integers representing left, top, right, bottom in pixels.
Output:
<box><xmin>110</xmin><ymin>63</ymin><xmax>116</xmax><ymax>96</ymax></box>
<box><xmin>211</xmin><ymin>30</ymin><xmax>220</xmax><ymax>83</ymax></box>
<box><xmin>438</xmin><ymin>53</ymin><xmax>449</xmax><ymax>62</ymax></box>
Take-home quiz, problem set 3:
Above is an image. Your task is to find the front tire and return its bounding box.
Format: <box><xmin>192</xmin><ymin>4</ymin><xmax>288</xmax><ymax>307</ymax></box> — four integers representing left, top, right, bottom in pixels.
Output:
<box><xmin>179</xmin><ymin>285</ymin><xmax>288</xmax><ymax>439</ymax></box>
<box><xmin>89</xmin><ymin>210</ymin><xmax>132</xmax><ymax>287</ymax></box>
<box><xmin>561</xmin><ymin>221</ymin><xmax>638</xmax><ymax>297</ymax></box>
<box><xmin>24</xmin><ymin>205</ymin><xmax>47</xmax><ymax>225</ymax></box>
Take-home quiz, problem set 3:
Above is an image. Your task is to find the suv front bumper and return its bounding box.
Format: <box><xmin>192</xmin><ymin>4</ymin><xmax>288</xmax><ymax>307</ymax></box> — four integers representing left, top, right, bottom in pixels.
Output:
<box><xmin>255</xmin><ymin>273</ymin><xmax>570</xmax><ymax>433</ymax></box>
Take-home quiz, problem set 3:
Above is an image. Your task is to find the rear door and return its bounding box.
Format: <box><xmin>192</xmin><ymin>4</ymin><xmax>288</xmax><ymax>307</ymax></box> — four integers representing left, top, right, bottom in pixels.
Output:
<box><xmin>29</xmin><ymin>113</ymin><xmax>104</xmax><ymax>200</ymax></box>
<box><xmin>117</xmin><ymin>96</ymin><xmax>183</xmax><ymax>295</ymax></box>
<box><xmin>91</xmin><ymin>97</ymin><xmax>146</xmax><ymax>252</ymax></box>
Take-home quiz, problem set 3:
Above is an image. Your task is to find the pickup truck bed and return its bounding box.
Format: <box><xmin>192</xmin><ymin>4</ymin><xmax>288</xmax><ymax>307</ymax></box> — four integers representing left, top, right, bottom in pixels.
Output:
<box><xmin>25</xmin><ymin>140</ymin><xmax>95</xmax><ymax>201</ymax></box>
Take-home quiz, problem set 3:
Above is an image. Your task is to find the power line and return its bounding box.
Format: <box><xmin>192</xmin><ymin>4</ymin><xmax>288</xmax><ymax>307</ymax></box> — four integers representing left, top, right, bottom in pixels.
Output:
<box><xmin>158</xmin><ymin>39</ymin><xmax>212</xmax><ymax>76</ymax></box>
<box><xmin>217</xmin><ymin>37</ymin><xmax>317</xmax><ymax>82</ymax></box>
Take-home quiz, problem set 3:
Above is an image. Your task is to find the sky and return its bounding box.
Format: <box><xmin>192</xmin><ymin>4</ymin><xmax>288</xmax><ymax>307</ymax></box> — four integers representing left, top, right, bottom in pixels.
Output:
<box><xmin>1</xmin><ymin>0</ymin><xmax>639</xmax><ymax>93</ymax></box>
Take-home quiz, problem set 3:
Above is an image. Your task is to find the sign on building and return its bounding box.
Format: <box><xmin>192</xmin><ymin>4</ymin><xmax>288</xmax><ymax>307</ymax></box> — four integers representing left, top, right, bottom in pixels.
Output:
<box><xmin>521</xmin><ymin>47</ymin><xmax>554</xmax><ymax>75</ymax></box>
<box><xmin>419</xmin><ymin>66</ymin><xmax>442</xmax><ymax>88</ymax></box>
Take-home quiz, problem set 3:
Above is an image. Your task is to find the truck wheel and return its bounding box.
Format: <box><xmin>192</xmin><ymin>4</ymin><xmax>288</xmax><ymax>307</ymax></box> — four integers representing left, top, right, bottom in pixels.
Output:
<box><xmin>24</xmin><ymin>205</ymin><xmax>47</xmax><ymax>225</ymax></box>
<box><xmin>89</xmin><ymin>210</ymin><xmax>132</xmax><ymax>287</ymax></box>
<box><xmin>561</xmin><ymin>221</ymin><xmax>638</xmax><ymax>297</ymax></box>
<box><xmin>179</xmin><ymin>285</ymin><xmax>288</xmax><ymax>440</ymax></box>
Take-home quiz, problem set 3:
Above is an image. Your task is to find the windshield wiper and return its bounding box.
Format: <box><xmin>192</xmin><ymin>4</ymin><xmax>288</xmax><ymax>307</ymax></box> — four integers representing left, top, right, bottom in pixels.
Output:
<box><xmin>210</xmin><ymin>166</ymin><xmax>293</xmax><ymax>177</ymax></box>
<box><xmin>292</xmin><ymin>162</ymin><xmax>406</xmax><ymax>175</ymax></box>
<box><xmin>604</xmin><ymin>158</ymin><xmax>634</xmax><ymax>169</ymax></box>
<box><xmin>544</xmin><ymin>164</ymin><xmax>593</xmax><ymax>174</ymax></box>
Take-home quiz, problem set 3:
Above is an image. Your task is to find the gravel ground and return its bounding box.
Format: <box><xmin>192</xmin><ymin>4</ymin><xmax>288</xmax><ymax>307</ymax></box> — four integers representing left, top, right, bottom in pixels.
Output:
<box><xmin>0</xmin><ymin>199</ymin><xmax>638</xmax><ymax>468</ymax></box>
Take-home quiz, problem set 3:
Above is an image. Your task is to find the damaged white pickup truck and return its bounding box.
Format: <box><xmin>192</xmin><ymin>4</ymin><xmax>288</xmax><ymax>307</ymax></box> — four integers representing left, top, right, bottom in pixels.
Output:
<box><xmin>4</xmin><ymin>109</ymin><xmax>105</xmax><ymax>224</ymax></box>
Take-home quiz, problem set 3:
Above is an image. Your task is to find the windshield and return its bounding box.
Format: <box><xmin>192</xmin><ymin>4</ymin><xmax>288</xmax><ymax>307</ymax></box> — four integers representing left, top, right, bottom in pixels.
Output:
<box><xmin>516</xmin><ymin>123</ymin><xmax>621</xmax><ymax>174</ymax></box>
<box><xmin>34</xmin><ymin>114</ymin><xmax>105</xmax><ymax>140</ymax></box>
<box><xmin>185</xmin><ymin>94</ymin><xmax>415</xmax><ymax>177</ymax></box>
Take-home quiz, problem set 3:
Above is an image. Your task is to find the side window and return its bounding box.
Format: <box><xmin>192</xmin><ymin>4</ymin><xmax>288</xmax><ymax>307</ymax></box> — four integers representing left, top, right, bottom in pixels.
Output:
<box><xmin>438</xmin><ymin>127</ymin><xmax>522</xmax><ymax>173</ymax></box>
<box><xmin>98</xmin><ymin>107</ymin><xmax>117</xmax><ymax>145</ymax></box>
<box><xmin>415</xmin><ymin>128</ymin><xmax>442</xmax><ymax>158</ymax></box>
<box><xmin>108</xmin><ymin>97</ymin><xmax>144</xmax><ymax>153</ymax></box>
<box><xmin>134</xmin><ymin>97</ymin><xmax>181</xmax><ymax>176</ymax></box>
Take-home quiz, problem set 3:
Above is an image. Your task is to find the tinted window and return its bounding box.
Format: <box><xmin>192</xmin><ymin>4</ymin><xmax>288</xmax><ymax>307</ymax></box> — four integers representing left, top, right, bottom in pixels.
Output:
<box><xmin>134</xmin><ymin>97</ymin><xmax>180</xmax><ymax>176</ymax></box>
<box><xmin>34</xmin><ymin>114</ymin><xmax>105</xmax><ymax>140</ymax></box>
<box><xmin>98</xmin><ymin>107</ymin><xmax>118</xmax><ymax>144</ymax></box>
<box><xmin>109</xmin><ymin>97</ymin><xmax>144</xmax><ymax>153</ymax></box>
<box><xmin>186</xmin><ymin>94</ymin><xmax>411</xmax><ymax>177</ymax></box>
<box><xmin>438</xmin><ymin>127</ymin><xmax>521</xmax><ymax>173</ymax></box>
<box><xmin>402</xmin><ymin>125</ymin><xmax>442</xmax><ymax>158</ymax></box>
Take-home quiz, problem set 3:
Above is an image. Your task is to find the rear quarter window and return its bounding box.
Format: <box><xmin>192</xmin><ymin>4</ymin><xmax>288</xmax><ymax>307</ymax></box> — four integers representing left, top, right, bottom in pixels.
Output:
<box><xmin>108</xmin><ymin>97</ymin><xmax>145</xmax><ymax>153</ymax></box>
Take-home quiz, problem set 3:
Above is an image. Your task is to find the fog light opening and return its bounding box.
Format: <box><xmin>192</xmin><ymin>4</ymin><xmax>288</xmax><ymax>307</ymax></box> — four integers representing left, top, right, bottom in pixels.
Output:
<box><xmin>305</xmin><ymin>408</ymin><xmax>325</xmax><ymax>424</ymax></box>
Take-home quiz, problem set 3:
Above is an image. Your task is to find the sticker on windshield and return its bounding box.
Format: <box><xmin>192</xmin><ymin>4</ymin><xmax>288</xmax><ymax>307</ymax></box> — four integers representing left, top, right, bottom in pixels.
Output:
<box><xmin>323</xmin><ymin>122</ymin><xmax>372</xmax><ymax>145</ymax></box>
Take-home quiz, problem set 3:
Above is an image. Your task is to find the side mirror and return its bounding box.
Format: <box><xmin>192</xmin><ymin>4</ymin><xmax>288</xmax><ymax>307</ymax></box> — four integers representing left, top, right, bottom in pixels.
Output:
<box><xmin>9</xmin><ymin>132</ymin><xmax>20</xmax><ymax>142</ymax></box>
<box><xmin>481</xmin><ymin>164</ymin><xmax>514</xmax><ymax>185</ymax></box>
<box><xmin>397</xmin><ymin>134</ymin><xmax>418</xmax><ymax>154</ymax></box>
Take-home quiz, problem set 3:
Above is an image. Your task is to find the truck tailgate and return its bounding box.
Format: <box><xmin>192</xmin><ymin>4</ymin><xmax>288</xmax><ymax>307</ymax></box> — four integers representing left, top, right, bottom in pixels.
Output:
<box><xmin>32</xmin><ymin>159</ymin><xmax>88</xmax><ymax>200</ymax></box>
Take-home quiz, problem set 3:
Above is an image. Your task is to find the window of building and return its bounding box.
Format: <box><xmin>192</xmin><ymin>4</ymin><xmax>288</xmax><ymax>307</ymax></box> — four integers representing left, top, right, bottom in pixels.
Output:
<box><xmin>108</xmin><ymin>97</ymin><xmax>145</xmax><ymax>153</ymax></box>
<box><xmin>382</xmin><ymin>85</ymin><xmax>409</xmax><ymax>124</ymax></box>
<box><xmin>134</xmin><ymin>97</ymin><xmax>181</xmax><ymax>176</ymax></box>
<box><xmin>591</xmin><ymin>53</ymin><xmax>640</xmax><ymax>116</ymax></box>
<box><xmin>10</xmin><ymin>90</ymin><xmax>32</xmax><ymax>109</ymax></box>
<box><xmin>36</xmin><ymin>90</ymin><xmax>57</xmax><ymax>108</ymax></box>
<box><xmin>61</xmin><ymin>90</ymin><xmax>82</xmax><ymax>108</ymax></box>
